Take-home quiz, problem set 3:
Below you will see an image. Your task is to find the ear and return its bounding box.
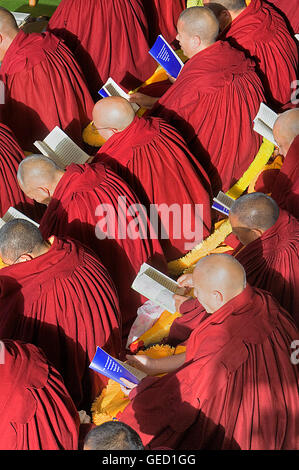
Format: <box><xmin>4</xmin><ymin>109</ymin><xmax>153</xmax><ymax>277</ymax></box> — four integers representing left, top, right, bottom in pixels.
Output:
<box><xmin>16</xmin><ymin>254</ymin><xmax>33</xmax><ymax>264</ymax></box>
<box><xmin>38</xmin><ymin>186</ymin><xmax>51</xmax><ymax>197</ymax></box>
<box><xmin>213</xmin><ymin>290</ymin><xmax>224</xmax><ymax>305</ymax></box>
<box><xmin>193</xmin><ymin>34</ymin><xmax>201</xmax><ymax>49</ymax></box>
<box><xmin>250</xmin><ymin>228</ymin><xmax>264</xmax><ymax>239</ymax></box>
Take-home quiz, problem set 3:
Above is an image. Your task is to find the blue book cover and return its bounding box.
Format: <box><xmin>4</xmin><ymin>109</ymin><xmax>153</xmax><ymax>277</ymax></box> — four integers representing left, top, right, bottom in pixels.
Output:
<box><xmin>98</xmin><ymin>88</ymin><xmax>110</xmax><ymax>98</ymax></box>
<box><xmin>211</xmin><ymin>201</ymin><xmax>230</xmax><ymax>216</ymax></box>
<box><xmin>149</xmin><ymin>35</ymin><xmax>184</xmax><ymax>79</ymax></box>
<box><xmin>89</xmin><ymin>347</ymin><xmax>142</xmax><ymax>386</ymax></box>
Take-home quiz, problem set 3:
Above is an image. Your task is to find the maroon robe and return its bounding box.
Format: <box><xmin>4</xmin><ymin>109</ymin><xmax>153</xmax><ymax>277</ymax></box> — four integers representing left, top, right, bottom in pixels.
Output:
<box><xmin>220</xmin><ymin>0</ymin><xmax>298</xmax><ymax>110</ymax></box>
<box><xmin>0</xmin><ymin>237</ymin><xmax>121</xmax><ymax>410</ymax></box>
<box><xmin>150</xmin><ymin>41</ymin><xmax>264</xmax><ymax>195</ymax></box>
<box><xmin>0</xmin><ymin>340</ymin><xmax>79</xmax><ymax>450</ymax></box>
<box><xmin>266</xmin><ymin>0</ymin><xmax>299</xmax><ymax>33</ymax></box>
<box><xmin>94</xmin><ymin>116</ymin><xmax>212</xmax><ymax>261</ymax></box>
<box><xmin>271</xmin><ymin>135</ymin><xmax>299</xmax><ymax>219</ymax></box>
<box><xmin>0</xmin><ymin>30</ymin><xmax>94</xmax><ymax>152</ymax></box>
<box><xmin>47</xmin><ymin>0</ymin><xmax>156</xmax><ymax>98</ymax></box>
<box><xmin>0</xmin><ymin>123</ymin><xmax>44</xmax><ymax>221</ymax></box>
<box><xmin>38</xmin><ymin>163</ymin><xmax>166</xmax><ymax>340</ymax></box>
<box><xmin>120</xmin><ymin>285</ymin><xmax>299</xmax><ymax>450</ymax></box>
<box><xmin>234</xmin><ymin>209</ymin><xmax>299</xmax><ymax>327</ymax></box>
<box><xmin>143</xmin><ymin>0</ymin><xmax>185</xmax><ymax>45</ymax></box>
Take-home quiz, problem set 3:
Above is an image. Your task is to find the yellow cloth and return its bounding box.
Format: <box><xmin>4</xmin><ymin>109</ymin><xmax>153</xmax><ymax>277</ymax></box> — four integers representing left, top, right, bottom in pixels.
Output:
<box><xmin>0</xmin><ymin>258</ymin><xmax>7</xmax><ymax>270</ymax></box>
<box><xmin>91</xmin><ymin>344</ymin><xmax>186</xmax><ymax>426</ymax></box>
<box><xmin>187</xmin><ymin>0</ymin><xmax>204</xmax><ymax>6</ymax></box>
<box><xmin>248</xmin><ymin>155</ymin><xmax>284</xmax><ymax>194</ymax></box>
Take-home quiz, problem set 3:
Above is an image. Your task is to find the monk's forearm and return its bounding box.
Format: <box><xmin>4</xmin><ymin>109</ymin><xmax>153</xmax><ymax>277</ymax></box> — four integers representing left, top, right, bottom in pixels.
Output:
<box><xmin>150</xmin><ymin>353</ymin><xmax>186</xmax><ymax>375</ymax></box>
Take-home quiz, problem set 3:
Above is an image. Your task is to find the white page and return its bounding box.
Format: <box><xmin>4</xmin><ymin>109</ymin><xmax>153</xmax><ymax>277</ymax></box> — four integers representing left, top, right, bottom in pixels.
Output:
<box><xmin>295</xmin><ymin>34</ymin><xmax>299</xmax><ymax>42</ymax></box>
<box><xmin>253</xmin><ymin>103</ymin><xmax>278</xmax><ymax>145</ymax></box>
<box><xmin>43</xmin><ymin>127</ymin><xmax>89</xmax><ymax>169</ymax></box>
<box><xmin>0</xmin><ymin>207</ymin><xmax>40</xmax><ymax>228</ymax></box>
<box><xmin>103</xmin><ymin>78</ymin><xmax>140</xmax><ymax>113</ymax></box>
<box><xmin>12</xmin><ymin>12</ymin><xmax>31</xmax><ymax>27</ymax></box>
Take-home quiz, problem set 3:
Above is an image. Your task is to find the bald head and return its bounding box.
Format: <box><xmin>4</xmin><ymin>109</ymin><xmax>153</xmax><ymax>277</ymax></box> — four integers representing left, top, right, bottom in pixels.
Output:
<box><xmin>17</xmin><ymin>155</ymin><xmax>64</xmax><ymax>205</ymax></box>
<box><xmin>0</xmin><ymin>7</ymin><xmax>19</xmax><ymax>61</ymax></box>
<box><xmin>92</xmin><ymin>97</ymin><xmax>136</xmax><ymax>140</ymax></box>
<box><xmin>192</xmin><ymin>254</ymin><xmax>246</xmax><ymax>313</ymax></box>
<box><xmin>204</xmin><ymin>0</ymin><xmax>246</xmax><ymax>10</ymax></box>
<box><xmin>229</xmin><ymin>193</ymin><xmax>279</xmax><ymax>246</ymax></box>
<box><xmin>273</xmin><ymin>109</ymin><xmax>299</xmax><ymax>157</ymax></box>
<box><xmin>178</xmin><ymin>7</ymin><xmax>219</xmax><ymax>47</ymax></box>
<box><xmin>203</xmin><ymin>1</ymin><xmax>246</xmax><ymax>31</ymax></box>
<box><xmin>0</xmin><ymin>219</ymin><xmax>45</xmax><ymax>265</ymax></box>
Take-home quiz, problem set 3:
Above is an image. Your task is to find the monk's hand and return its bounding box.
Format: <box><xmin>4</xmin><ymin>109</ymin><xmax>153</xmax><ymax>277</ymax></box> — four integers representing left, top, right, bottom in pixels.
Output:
<box><xmin>120</xmin><ymin>378</ymin><xmax>138</xmax><ymax>396</ymax></box>
<box><xmin>125</xmin><ymin>354</ymin><xmax>156</xmax><ymax>376</ymax></box>
<box><xmin>86</xmin><ymin>156</ymin><xmax>95</xmax><ymax>163</ymax></box>
<box><xmin>177</xmin><ymin>273</ymin><xmax>194</xmax><ymax>289</ymax></box>
<box><xmin>78</xmin><ymin>410</ymin><xmax>91</xmax><ymax>424</ymax></box>
<box><xmin>129</xmin><ymin>93</ymin><xmax>158</xmax><ymax>109</ymax></box>
<box><xmin>174</xmin><ymin>293</ymin><xmax>190</xmax><ymax>312</ymax></box>
<box><xmin>166</xmin><ymin>72</ymin><xmax>176</xmax><ymax>84</ymax></box>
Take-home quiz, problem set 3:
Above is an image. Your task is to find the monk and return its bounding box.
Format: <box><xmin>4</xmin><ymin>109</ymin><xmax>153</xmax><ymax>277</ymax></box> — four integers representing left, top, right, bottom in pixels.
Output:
<box><xmin>0</xmin><ymin>123</ymin><xmax>44</xmax><ymax>221</ymax></box>
<box><xmin>92</xmin><ymin>96</ymin><xmax>212</xmax><ymax>261</ymax></box>
<box><xmin>130</xmin><ymin>7</ymin><xmax>264</xmax><ymax>194</ymax></box>
<box><xmin>0</xmin><ymin>219</ymin><xmax>122</xmax><ymax>410</ymax></box>
<box><xmin>84</xmin><ymin>421</ymin><xmax>144</xmax><ymax>450</ymax></box>
<box><xmin>47</xmin><ymin>0</ymin><xmax>156</xmax><ymax>98</ymax></box>
<box><xmin>266</xmin><ymin>0</ymin><xmax>299</xmax><ymax>34</ymax></box>
<box><xmin>118</xmin><ymin>255</ymin><xmax>299</xmax><ymax>450</ymax></box>
<box><xmin>17</xmin><ymin>155</ymin><xmax>166</xmax><ymax>340</ymax></box>
<box><xmin>229</xmin><ymin>193</ymin><xmax>299</xmax><ymax>327</ymax></box>
<box><xmin>0</xmin><ymin>7</ymin><xmax>94</xmax><ymax>152</ymax></box>
<box><xmin>0</xmin><ymin>339</ymin><xmax>79</xmax><ymax>450</ymax></box>
<box><xmin>143</xmin><ymin>0</ymin><xmax>185</xmax><ymax>45</ymax></box>
<box><xmin>271</xmin><ymin>109</ymin><xmax>299</xmax><ymax>219</ymax></box>
<box><xmin>205</xmin><ymin>0</ymin><xmax>298</xmax><ymax>110</ymax></box>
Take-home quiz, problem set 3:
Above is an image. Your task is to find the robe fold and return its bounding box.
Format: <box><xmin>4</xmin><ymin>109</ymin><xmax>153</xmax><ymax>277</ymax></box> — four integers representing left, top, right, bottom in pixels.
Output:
<box><xmin>38</xmin><ymin>163</ymin><xmax>166</xmax><ymax>340</ymax></box>
<box><xmin>271</xmin><ymin>136</ymin><xmax>299</xmax><ymax>219</ymax></box>
<box><xmin>0</xmin><ymin>237</ymin><xmax>122</xmax><ymax>410</ymax></box>
<box><xmin>150</xmin><ymin>41</ymin><xmax>264</xmax><ymax>194</ymax></box>
<box><xmin>94</xmin><ymin>116</ymin><xmax>212</xmax><ymax>261</ymax></box>
<box><xmin>0</xmin><ymin>340</ymin><xmax>79</xmax><ymax>450</ymax></box>
<box><xmin>266</xmin><ymin>0</ymin><xmax>299</xmax><ymax>34</ymax></box>
<box><xmin>0</xmin><ymin>30</ymin><xmax>94</xmax><ymax>152</ymax></box>
<box><xmin>166</xmin><ymin>298</ymin><xmax>206</xmax><ymax>347</ymax></box>
<box><xmin>47</xmin><ymin>0</ymin><xmax>156</xmax><ymax>98</ymax></box>
<box><xmin>120</xmin><ymin>285</ymin><xmax>299</xmax><ymax>450</ymax></box>
<box><xmin>235</xmin><ymin>209</ymin><xmax>299</xmax><ymax>327</ymax></box>
<box><xmin>143</xmin><ymin>0</ymin><xmax>185</xmax><ymax>45</ymax></box>
<box><xmin>221</xmin><ymin>0</ymin><xmax>298</xmax><ymax>110</ymax></box>
<box><xmin>0</xmin><ymin>123</ymin><xmax>44</xmax><ymax>221</ymax></box>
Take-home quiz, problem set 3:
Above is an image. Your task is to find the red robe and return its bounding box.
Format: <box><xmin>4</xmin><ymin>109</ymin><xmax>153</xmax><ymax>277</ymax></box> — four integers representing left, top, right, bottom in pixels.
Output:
<box><xmin>220</xmin><ymin>0</ymin><xmax>298</xmax><ymax>110</ymax></box>
<box><xmin>271</xmin><ymin>136</ymin><xmax>299</xmax><ymax>219</ymax></box>
<box><xmin>94</xmin><ymin>116</ymin><xmax>212</xmax><ymax>261</ymax></box>
<box><xmin>120</xmin><ymin>285</ymin><xmax>299</xmax><ymax>450</ymax></box>
<box><xmin>266</xmin><ymin>0</ymin><xmax>299</xmax><ymax>33</ymax></box>
<box><xmin>234</xmin><ymin>209</ymin><xmax>299</xmax><ymax>327</ymax></box>
<box><xmin>150</xmin><ymin>41</ymin><xmax>264</xmax><ymax>194</ymax></box>
<box><xmin>0</xmin><ymin>30</ymin><xmax>94</xmax><ymax>152</ymax></box>
<box><xmin>0</xmin><ymin>340</ymin><xmax>79</xmax><ymax>450</ymax></box>
<box><xmin>143</xmin><ymin>0</ymin><xmax>185</xmax><ymax>45</ymax></box>
<box><xmin>0</xmin><ymin>123</ymin><xmax>44</xmax><ymax>221</ymax></box>
<box><xmin>47</xmin><ymin>0</ymin><xmax>156</xmax><ymax>98</ymax></box>
<box><xmin>38</xmin><ymin>163</ymin><xmax>166</xmax><ymax>340</ymax></box>
<box><xmin>0</xmin><ymin>237</ymin><xmax>122</xmax><ymax>410</ymax></box>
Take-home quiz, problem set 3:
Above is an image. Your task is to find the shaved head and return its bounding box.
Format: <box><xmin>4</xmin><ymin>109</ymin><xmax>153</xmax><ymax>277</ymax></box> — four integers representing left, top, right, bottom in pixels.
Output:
<box><xmin>0</xmin><ymin>7</ymin><xmax>18</xmax><ymax>35</ymax></box>
<box><xmin>229</xmin><ymin>193</ymin><xmax>279</xmax><ymax>246</ymax></box>
<box><xmin>178</xmin><ymin>6</ymin><xmax>219</xmax><ymax>45</ymax></box>
<box><xmin>273</xmin><ymin>109</ymin><xmax>299</xmax><ymax>157</ymax></box>
<box><xmin>92</xmin><ymin>97</ymin><xmax>135</xmax><ymax>137</ymax></box>
<box><xmin>192</xmin><ymin>254</ymin><xmax>246</xmax><ymax>313</ymax></box>
<box><xmin>0</xmin><ymin>219</ymin><xmax>44</xmax><ymax>265</ymax></box>
<box><xmin>204</xmin><ymin>0</ymin><xmax>246</xmax><ymax>10</ymax></box>
<box><xmin>84</xmin><ymin>422</ymin><xmax>144</xmax><ymax>451</ymax></box>
<box><xmin>17</xmin><ymin>154</ymin><xmax>64</xmax><ymax>205</ymax></box>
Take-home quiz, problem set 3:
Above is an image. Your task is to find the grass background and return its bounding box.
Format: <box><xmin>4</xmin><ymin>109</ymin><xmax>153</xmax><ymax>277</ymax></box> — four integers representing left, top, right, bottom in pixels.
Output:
<box><xmin>0</xmin><ymin>0</ymin><xmax>60</xmax><ymax>17</ymax></box>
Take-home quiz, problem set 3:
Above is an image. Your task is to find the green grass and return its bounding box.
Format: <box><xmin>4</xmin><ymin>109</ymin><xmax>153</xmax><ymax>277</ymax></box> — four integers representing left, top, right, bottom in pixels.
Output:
<box><xmin>0</xmin><ymin>0</ymin><xmax>61</xmax><ymax>17</ymax></box>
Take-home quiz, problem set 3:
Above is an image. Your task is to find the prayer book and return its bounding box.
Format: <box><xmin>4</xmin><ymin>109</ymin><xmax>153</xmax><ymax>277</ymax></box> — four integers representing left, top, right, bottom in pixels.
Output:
<box><xmin>149</xmin><ymin>35</ymin><xmax>184</xmax><ymax>79</ymax></box>
<box><xmin>12</xmin><ymin>12</ymin><xmax>31</xmax><ymax>27</ymax></box>
<box><xmin>89</xmin><ymin>347</ymin><xmax>147</xmax><ymax>386</ymax></box>
<box><xmin>131</xmin><ymin>263</ymin><xmax>186</xmax><ymax>314</ymax></box>
<box><xmin>295</xmin><ymin>34</ymin><xmax>299</xmax><ymax>42</ymax></box>
<box><xmin>34</xmin><ymin>127</ymin><xmax>89</xmax><ymax>169</ymax></box>
<box><xmin>98</xmin><ymin>77</ymin><xmax>140</xmax><ymax>112</ymax></box>
<box><xmin>253</xmin><ymin>103</ymin><xmax>278</xmax><ymax>145</ymax></box>
<box><xmin>212</xmin><ymin>191</ymin><xmax>235</xmax><ymax>216</ymax></box>
<box><xmin>0</xmin><ymin>207</ymin><xmax>40</xmax><ymax>230</ymax></box>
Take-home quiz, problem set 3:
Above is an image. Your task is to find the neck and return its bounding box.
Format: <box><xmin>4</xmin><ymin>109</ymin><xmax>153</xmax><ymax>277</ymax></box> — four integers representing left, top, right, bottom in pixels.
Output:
<box><xmin>32</xmin><ymin>241</ymin><xmax>51</xmax><ymax>259</ymax></box>
<box><xmin>1</xmin><ymin>30</ymin><xmax>19</xmax><ymax>61</ymax></box>
<box><xmin>51</xmin><ymin>169</ymin><xmax>65</xmax><ymax>196</ymax></box>
<box><xmin>230</xmin><ymin>7</ymin><xmax>246</xmax><ymax>21</ymax></box>
<box><xmin>189</xmin><ymin>41</ymin><xmax>215</xmax><ymax>58</ymax></box>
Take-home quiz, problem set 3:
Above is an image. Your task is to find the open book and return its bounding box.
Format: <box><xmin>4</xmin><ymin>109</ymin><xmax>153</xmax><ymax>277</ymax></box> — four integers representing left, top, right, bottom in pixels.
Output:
<box><xmin>34</xmin><ymin>127</ymin><xmax>89</xmax><ymax>169</ymax></box>
<box><xmin>12</xmin><ymin>12</ymin><xmax>31</xmax><ymax>27</ymax></box>
<box><xmin>212</xmin><ymin>191</ymin><xmax>235</xmax><ymax>216</ymax></box>
<box><xmin>295</xmin><ymin>34</ymin><xmax>299</xmax><ymax>42</ymax></box>
<box><xmin>89</xmin><ymin>347</ymin><xmax>147</xmax><ymax>386</ymax></box>
<box><xmin>131</xmin><ymin>263</ymin><xmax>186</xmax><ymax>314</ymax></box>
<box><xmin>0</xmin><ymin>207</ymin><xmax>40</xmax><ymax>230</ymax></box>
<box><xmin>98</xmin><ymin>77</ymin><xmax>140</xmax><ymax>112</ymax></box>
<box><xmin>253</xmin><ymin>103</ymin><xmax>278</xmax><ymax>145</ymax></box>
<box><xmin>149</xmin><ymin>35</ymin><xmax>184</xmax><ymax>79</ymax></box>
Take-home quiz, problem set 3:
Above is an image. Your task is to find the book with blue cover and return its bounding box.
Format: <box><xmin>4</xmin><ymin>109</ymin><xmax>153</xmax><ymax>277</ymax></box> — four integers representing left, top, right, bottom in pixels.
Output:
<box><xmin>149</xmin><ymin>35</ymin><xmax>184</xmax><ymax>79</ymax></box>
<box><xmin>89</xmin><ymin>347</ymin><xmax>146</xmax><ymax>386</ymax></box>
<box><xmin>212</xmin><ymin>192</ymin><xmax>235</xmax><ymax>216</ymax></box>
<box><xmin>98</xmin><ymin>77</ymin><xmax>140</xmax><ymax>112</ymax></box>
